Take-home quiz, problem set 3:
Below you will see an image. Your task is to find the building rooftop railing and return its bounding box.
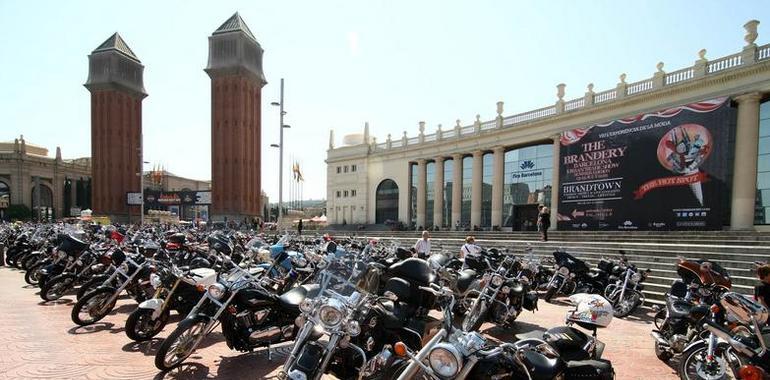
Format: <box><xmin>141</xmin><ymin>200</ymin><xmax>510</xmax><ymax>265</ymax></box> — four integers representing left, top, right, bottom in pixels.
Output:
<box><xmin>329</xmin><ymin>21</ymin><xmax>768</xmax><ymax>155</ymax></box>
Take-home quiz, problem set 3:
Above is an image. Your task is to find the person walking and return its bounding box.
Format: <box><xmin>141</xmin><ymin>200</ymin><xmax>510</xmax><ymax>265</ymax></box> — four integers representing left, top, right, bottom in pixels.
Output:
<box><xmin>297</xmin><ymin>219</ymin><xmax>303</xmax><ymax>236</ymax></box>
<box><xmin>413</xmin><ymin>230</ymin><xmax>431</xmax><ymax>259</ymax></box>
<box><xmin>537</xmin><ymin>205</ymin><xmax>551</xmax><ymax>242</ymax></box>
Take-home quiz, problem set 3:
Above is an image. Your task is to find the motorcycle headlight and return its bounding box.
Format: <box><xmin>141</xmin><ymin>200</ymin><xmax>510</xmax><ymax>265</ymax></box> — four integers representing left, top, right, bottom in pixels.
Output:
<box><xmin>299</xmin><ymin>299</ymin><xmax>313</xmax><ymax>313</ymax></box>
<box><xmin>501</xmin><ymin>286</ymin><xmax>511</xmax><ymax>294</ymax></box>
<box><xmin>150</xmin><ymin>273</ymin><xmax>162</xmax><ymax>288</ymax></box>
<box><xmin>208</xmin><ymin>283</ymin><xmax>226</xmax><ymax>300</ymax></box>
<box><xmin>631</xmin><ymin>273</ymin><xmax>641</xmax><ymax>283</ymax></box>
<box><xmin>58</xmin><ymin>251</ymin><xmax>67</xmax><ymax>259</ymax></box>
<box><xmin>318</xmin><ymin>302</ymin><xmax>344</xmax><ymax>328</ymax></box>
<box><xmin>346</xmin><ymin>320</ymin><xmax>361</xmax><ymax>336</ymax></box>
<box><xmin>491</xmin><ymin>275</ymin><xmax>504</xmax><ymax>287</ymax></box>
<box><xmin>558</xmin><ymin>266</ymin><xmax>569</xmax><ymax>276</ymax></box>
<box><xmin>428</xmin><ymin>344</ymin><xmax>461</xmax><ymax>378</ymax></box>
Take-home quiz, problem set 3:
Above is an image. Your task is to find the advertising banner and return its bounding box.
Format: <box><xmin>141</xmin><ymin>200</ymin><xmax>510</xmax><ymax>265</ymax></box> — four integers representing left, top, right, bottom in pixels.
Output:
<box><xmin>143</xmin><ymin>190</ymin><xmax>212</xmax><ymax>208</ymax></box>
<box><xmin>558</xmin><ymin>97</ymin><xmax>734</xmax><ymax>230</ymax></box>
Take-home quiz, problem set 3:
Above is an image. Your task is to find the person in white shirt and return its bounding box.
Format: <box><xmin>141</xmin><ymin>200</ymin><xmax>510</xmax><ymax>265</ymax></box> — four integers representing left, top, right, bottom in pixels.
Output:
<box><xmin>460</xmin><ymin>236</ymin><xmax>483</xmax><ymax>270</ymax></box>
<box><xmin>413</xmin><ymin>230</ymin><xmax>431</xmax><ymax>259</ymax></box>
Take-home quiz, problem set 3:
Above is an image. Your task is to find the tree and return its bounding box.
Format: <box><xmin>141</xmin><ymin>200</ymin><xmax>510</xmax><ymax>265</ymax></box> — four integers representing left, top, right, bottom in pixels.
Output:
<box><xmin>5</xmin><ymin>204</ymin><xmax>32</xmax><ymax>221</ymax></box>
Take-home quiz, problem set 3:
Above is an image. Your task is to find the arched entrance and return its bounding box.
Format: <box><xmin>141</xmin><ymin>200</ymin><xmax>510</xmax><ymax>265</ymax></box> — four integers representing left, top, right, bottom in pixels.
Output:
<box><xmin>375</xmin><ymin>179</ymin><xmax>399</xmax><ymax>224</ymax></box>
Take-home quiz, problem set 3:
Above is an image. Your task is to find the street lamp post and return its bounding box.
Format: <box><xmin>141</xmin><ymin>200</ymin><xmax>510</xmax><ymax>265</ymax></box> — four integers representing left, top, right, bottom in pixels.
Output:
<box><xmin>271</xmin><ymin>78</ymin><xmax>289</xmax><ymax>226</ymax></box>
<box><xmin>137</xmin><ymin>133</ymin><xmax>149</xmax><ymax>226</ymax></box>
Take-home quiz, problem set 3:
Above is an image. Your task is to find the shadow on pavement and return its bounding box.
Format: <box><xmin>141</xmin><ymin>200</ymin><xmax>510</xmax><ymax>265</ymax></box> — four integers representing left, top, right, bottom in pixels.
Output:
<box><xmin>122</xmin><ymin>338</ymin><xmax>164</xmax><ymax>356</ymax></box>
<box><xmin>153</xmin><ymin>363</ymin><xmax>210</xmax><ymax>380</ymax></box>
<box><xmin>68</xmin><ymin>322</ymin><xmax>115</xmax><ymax>335</ymax></box>
<box><xmin>37</xmin><ymin>299</ymin><xmax>73</xmax><ymax>306</ymax></box>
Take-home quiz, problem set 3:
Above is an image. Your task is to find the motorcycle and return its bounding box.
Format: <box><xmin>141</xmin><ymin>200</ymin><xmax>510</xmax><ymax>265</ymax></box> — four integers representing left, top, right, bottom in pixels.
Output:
<box><xmin>678</xmin><ymin>292</ymin><xmax>769</xmax><ymax>380</ymax></box>
<box><xmin>281</xmin><ymin>253</ymin><xmax>439</xmax><ymax>380</ymax></box>
<box><xmin>124</xmin><ymin>261</ymin><xmax>217</xmax><ymax>341</ymax></box>
<box><xmin>543</xmin><ymin>249</ymin><xmax>590</xmax><ymax>302</ymax></box>
<box><xmin>650</xmin><ymin>258</ymin><xmax>732</xmax><ymax>362</ymax></box>
<box><xmin>461</xmin><ymin>251</ymin><xmax>538</xmax><ymax>332</ymax></box>
<box><xmin>154</xmin><ymin>250</ymin><xmax>318</xmax><ymax>371</ymax></box>
<box><xmin>39</xmin><ymin>244</ymin><xmax>109</xmax><ymax>301</ymax></box>
<box><xmin>70</xmin><ymin>247</ymin><xmax>154</xmax><ymax>326</ymax></box>
<box><xmin>386</xmin><ymin>287</ymin><xmax>614</xmax><ymax>380</ymax></box>
<box><xmin>604</xmin><ymin>262</ymin><xmax>650</xmax><ymax>318</ymax></box>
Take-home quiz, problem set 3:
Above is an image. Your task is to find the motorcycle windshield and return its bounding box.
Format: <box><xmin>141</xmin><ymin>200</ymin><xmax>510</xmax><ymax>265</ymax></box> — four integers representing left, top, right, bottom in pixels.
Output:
<box><xmin>316</xmin><ymin>254</ymin><xmax>377</xmax><ymax>305</ymax></box>
<box><xmin>553</xmin><ymin>251</ymin><xmax>589</xmax><ymax>273</ymax></box>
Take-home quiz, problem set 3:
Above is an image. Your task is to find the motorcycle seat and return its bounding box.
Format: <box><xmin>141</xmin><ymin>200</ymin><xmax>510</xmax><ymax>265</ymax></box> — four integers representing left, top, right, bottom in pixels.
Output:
<box><xmin>278</xmin><ymin>284</ymin><xmax>321</xmax><ymax>311</ymax></box>
<box><xmin>457</xmin><ymin>269</ymin><xmax>477</xmax><ymax>293</ymax></box>
<box><xmin>377</xmin><ymin>300</ymin><xmax>417</xmax><ymax>329</ymax></box>
<box><xmin>588</xmin><ymin>269</ymin><xmax>606</xmax><ymax>279</ymax></box>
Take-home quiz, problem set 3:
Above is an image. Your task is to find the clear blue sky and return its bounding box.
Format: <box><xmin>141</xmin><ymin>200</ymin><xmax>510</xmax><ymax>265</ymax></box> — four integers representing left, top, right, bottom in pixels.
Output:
<box><xmin>1</xmin><ymin>0</ymin><xmax>767</xmax><ymax>201</ymax></box>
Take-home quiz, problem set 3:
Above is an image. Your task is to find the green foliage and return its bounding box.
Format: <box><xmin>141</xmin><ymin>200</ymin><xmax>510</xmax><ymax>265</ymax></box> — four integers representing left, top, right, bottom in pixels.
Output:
<box><xmin>5</xmin><ymin>204</ymin><xmax>32</xmax><ymax>221</ymax></box>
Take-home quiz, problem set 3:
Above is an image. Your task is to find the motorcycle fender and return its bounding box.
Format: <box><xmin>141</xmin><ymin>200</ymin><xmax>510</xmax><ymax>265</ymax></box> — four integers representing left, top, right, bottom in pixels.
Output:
<box><xmin>680</xmin><ymin>337</ymin><xmax>708</xmax><ymax>355</ymax></box>
<box><xmin>93</xmin><ymin>285</ymin><xmax>117</xmax><ymax>295</ymax></box>
<box><xmin>138</xmin><ymin>298</ymin><xmax>165</xmax><ymax>319</ymax></box>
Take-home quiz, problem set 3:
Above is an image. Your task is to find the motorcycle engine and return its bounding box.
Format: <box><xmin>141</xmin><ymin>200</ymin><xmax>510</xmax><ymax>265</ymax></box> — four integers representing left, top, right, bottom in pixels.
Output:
<box><xmin>670</xmin><ymin>334</ymin><xmax>688</xmax><ymax>352</ymax></box>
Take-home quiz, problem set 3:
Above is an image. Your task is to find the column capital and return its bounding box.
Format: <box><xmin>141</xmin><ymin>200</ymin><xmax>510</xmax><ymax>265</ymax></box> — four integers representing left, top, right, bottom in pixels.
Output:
<box><xmin>434</xmin><ymin>156</ymin><xmax>445</xmax><ymax>163</ymax></box>
<box><xmin>472</xmin><ymin>150</ymin><xmax>484</xmax><ymax>158</ymax></box>
<box><xmin>416</xmin><ymin>158</ymin><xmax>428</xmax><ymax>165</ymax></box>
<box><xmin>734</xmin><ymin>92</ymin><xmax>763</xmax><ymax>104</ymax></box>
<box><xmin>451</xmin><ymin>153</ymin><xmax>464</xmax><ymax>161</ymax></box>
<box><xmin>492</xmin><ymin>146</ymin><xmax>506</xmax><ymax>154</ymax></box>
<box><xmin>551</xmin><ymin>133</ymin><xmax>562</xmax><ymax>142</ymax></box>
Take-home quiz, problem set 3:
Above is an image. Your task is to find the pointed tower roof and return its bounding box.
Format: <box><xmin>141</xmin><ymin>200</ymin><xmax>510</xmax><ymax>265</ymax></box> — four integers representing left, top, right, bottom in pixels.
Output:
<box><xmin>93</xmin><ymin>32</ymin><xmax>140</xmax><ymax>62</ymax></box>
<box><xmin>213</xmin><ymin>12</ymin><xmax>256</xmax><ymax>41</ymax></box>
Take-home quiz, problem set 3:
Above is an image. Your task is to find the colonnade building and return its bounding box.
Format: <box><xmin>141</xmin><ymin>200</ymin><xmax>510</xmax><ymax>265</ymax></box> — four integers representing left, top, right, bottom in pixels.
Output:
<box><xmin>326</xmin><ymin>20</ymin><xmax>770</xmax><ymax>231</ymax></box>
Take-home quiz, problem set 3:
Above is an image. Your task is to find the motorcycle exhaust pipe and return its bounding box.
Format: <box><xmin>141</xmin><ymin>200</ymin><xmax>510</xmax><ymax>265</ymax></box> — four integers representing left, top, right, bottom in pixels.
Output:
<box><xmin>649</xmin><ymin>331</ymin><xmax>670</xmax><ymax>347</ymax></box>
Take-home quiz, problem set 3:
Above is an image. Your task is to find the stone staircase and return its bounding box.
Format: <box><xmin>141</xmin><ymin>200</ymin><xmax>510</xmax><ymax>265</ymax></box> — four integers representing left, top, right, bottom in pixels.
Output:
<box><xmin>320</xmin><ymin>230</ymin><xmax>770</xmax><ymax>305</ymax></box>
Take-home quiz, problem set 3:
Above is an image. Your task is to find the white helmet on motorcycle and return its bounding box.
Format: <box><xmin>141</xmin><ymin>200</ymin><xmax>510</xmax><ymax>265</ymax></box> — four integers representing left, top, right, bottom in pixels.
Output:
<box><xmin>565</xmin><ymin>293</ymin><xmax>613</xmax><ymax>329</ymax></box>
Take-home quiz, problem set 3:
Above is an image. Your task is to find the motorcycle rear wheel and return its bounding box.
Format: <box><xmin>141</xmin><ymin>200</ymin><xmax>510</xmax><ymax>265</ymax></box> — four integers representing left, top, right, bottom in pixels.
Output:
<box><xmin>155</xmin><ymin>316</ymin><xmax>208</xmax><ymax>371</ymax></box>
<box><xmin>41</xmin><ymin>274</ymin><xmax>76</xmax><ymax>301</ymax></box>
<box><xmin>71</xmin><ymin>287</ymin><xmax>116</xmax><ymax>326</ymax></box>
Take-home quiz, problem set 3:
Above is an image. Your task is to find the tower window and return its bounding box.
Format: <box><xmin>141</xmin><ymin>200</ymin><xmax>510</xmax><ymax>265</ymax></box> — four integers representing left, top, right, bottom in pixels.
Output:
<box><xmin>336</xmin><ymin>191</ymin><xmax>341</xmax><ymax>198</ymax></box>
<box><xmin>336</xmin><ymin>167</ymin><xmax>341</xmax><ymax>174</ymax></box>
<box><xmin>351</xmin><ymin>165</ymin><xmax>357</xmax><ymax>172</ymax></box>
<box><xmin>344</xmin><ymin>165</ymin><xmax>349</xmax><ymax>173</ymax></box>
<box><xmin>344</xmin><ymin>190</ymin><xmax>349</xmax><ymax>197</ymax></box>
<box><xmin>351</xmin><ymin>190</ymin><xmax>357</xmax><ymax>197</ymax></box>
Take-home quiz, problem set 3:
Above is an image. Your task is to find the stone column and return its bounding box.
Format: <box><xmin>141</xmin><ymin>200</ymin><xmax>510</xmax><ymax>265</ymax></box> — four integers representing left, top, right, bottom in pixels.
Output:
<box><xmin>730</xmin><ymin>93</ymin><xmax>762</xmax><ymax>230</ymax></box>
<box><xmin>416</xmin><ymin>159</ymin><xmax>427</xmax><ymax>228</ymax></box>
<box><xmin>471</xmin><ymin>150</ymin><xmax>483</xmax><ymax>227</ymax></box>
<box><xmin>433</xmin><ymin>157</ymin><xmax>445</xmax><ymax>228</ymax></box>
<box><xmin>451</xmin><ymin>153</ymin><xmax>463</xmax><ymax>228</ymax></box>
<box><xmin>491</xmin><ymin>146</ymin><xmax>505</xmax><ymax>228</ymax></box>
<box><xmin>550</xmin><ymin>134</ymin><xmax>561</xmax><ymax>229</ymax></box>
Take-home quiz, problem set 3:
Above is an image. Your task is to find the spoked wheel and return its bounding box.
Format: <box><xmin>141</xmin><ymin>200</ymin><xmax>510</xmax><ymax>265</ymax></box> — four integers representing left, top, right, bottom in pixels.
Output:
<box><xmin>678</xmin><ymin>342</ymin><xmax>742</xmax><ymax>380</ymax></box>
<box><xmin>40</xmin><ymin>275</ymin><xmax>76</xmax><ymax>301</ymax></box>
<box><xmin>125</xmin><ymin>307</ymin><xmax>170</xmax><ymax>342</ymax></box>
<box><xmin>462</xmin><ymin>297</ymin><xmax>487</xmax><ymax>332</ymax></box>
<box><xmin>71</xmin><ymin>287</ymin><xmax>117</xmax><ymax>326</ymax></box>
<box><xmin>155</xmin><ymin>317</ymin><xmax>208</xmax><ymax>371</ymax></box>
<box><xmin>76</xmin><ymin>275</ymin><xmax>110</xmax><ymax>301</ymax></box>
<box><xmin>611</xmin><ymin>291</ymin><xmax>641</xmax><ymax>318</ymax></box>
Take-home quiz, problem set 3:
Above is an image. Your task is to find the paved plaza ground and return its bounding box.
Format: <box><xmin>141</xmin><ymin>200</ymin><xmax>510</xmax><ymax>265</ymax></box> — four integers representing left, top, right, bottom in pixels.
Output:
<box><xmin>0</xmin><ymin>267</ymin><xmax>678</xmax><ymax>380</ymax></box>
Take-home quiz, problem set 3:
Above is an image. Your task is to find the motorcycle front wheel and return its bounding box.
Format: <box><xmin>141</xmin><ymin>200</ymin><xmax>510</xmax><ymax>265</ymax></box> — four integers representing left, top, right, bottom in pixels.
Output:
<box><xmin>76</xmin><ymin>275</ymin><xmax>110</xmax><ymax>301</ymax></box>
<box><xmin>71</xmin><ymin>287</ymin><xmax>117</xmax><ymax>326</ymax></box>
<box><xmin>678</xmin><ymin>341</ymin><xmax>742</xmax><ymax>380</ymax></box>
<box><xmin>24</xmin><ymin>262</ymin><xmax>45</xmax><ymax>286</ymax></box>
<box><xmin>125</xmin><ymin>307</ymin><xmax>170</xmax><ymax>342</ymax></box>
<box><xmin>155</xmin><ymin>316</ymin><xmax>208</xmax><ymax>371</ymax></box>
<box><xmin>462</xmin><ymin>297</ymin><xmax>488</xmax><ymax>332</ymax></box>
<box><xmin>611</xmin><ymin>290</ymin><xmax>641</xmax><ymax>318</ymax></box>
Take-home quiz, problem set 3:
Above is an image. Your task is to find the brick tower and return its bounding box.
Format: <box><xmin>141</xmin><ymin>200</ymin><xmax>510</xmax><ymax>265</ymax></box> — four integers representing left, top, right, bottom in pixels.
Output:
<box><xmin>205</xmin><ymin>13</ymin><xmax>266</xmax><ymax>221</ymax></box>
<box><xmin>84</xmin><ymin>33</ymin><xmax>146</xmax><ymax>220</ymax></box>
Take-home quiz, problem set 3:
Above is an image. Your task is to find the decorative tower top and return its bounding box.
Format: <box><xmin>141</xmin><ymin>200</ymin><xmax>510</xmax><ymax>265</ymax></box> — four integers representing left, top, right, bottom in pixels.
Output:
<box><xmin>363</xmin><ymin>122</ymin><xmax>370</xmax><ymax>143</ymax></box>
<box><xmin>205</xmin><ymin>12</ymin><xmax>266</xmax><ymax>85</ymax></box>
<box><xmin>84</xmin><ymin>33</ymin><xmax>147</xmax><ymax>98</ymax></box>
<box><xmin>329</xmin><ymin>129</ymin><xmax>335</xmax><ymax>149</ymax></box>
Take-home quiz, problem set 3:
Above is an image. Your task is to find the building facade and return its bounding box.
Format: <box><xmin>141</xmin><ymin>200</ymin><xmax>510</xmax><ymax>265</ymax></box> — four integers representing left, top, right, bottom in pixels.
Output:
<box><xmin>0</xmin><ymin>136</ymin><xmax>91</xmax><ymax>220</ymax></box>
<box><xmin>327</xmin><ymin>20</ymin><xmax>770</xmax><ymax>231</ymax></box>
<box><xmin>206</xmin><ymin>13</ymin><xmax>265</xmax><ymax>222</ymax></box>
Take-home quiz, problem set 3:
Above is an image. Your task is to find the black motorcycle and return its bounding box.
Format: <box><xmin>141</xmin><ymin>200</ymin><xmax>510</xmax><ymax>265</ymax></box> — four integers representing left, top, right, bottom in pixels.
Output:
<box><xmin>543</xmin><ymin>249</ymin><xmax>590</xmax><ymax>302</ymax></box>
<box><xmin>461</xmin><ymin>251</ymin><xmax>538</xmax><ymax>332</ymax></box>
<box><xmin>154</xmin><ymin>250</ymin><xmax>318</xmax><ymax>371</ymax></box>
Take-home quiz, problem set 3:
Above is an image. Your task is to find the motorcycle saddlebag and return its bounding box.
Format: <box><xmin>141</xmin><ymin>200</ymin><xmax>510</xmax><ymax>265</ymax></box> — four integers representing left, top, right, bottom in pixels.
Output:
<box><xmin>523</xmin><ymin>291</ymin><xmax>539</xmax><ymax>311</ymax></box>
<box><xmin>565</xmin><ymin>359</ymin><xmax>614</xmax><ymax>380</ymax></box>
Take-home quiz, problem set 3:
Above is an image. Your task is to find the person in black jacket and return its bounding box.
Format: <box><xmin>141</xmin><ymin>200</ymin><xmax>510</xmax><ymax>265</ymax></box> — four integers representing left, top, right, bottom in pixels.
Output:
<box><xmin>537</xmin><ymin>205</ymin><xmax>551</xmax><ymax>241</ymax></box>
<box><xmin>755</xmin><ymin>263</ymin><xmax>770</xmax><ymax>308</ymax></box>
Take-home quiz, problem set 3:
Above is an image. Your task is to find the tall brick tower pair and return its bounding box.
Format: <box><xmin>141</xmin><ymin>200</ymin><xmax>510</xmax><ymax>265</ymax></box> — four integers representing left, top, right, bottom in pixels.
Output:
<box><xmin>86</xmin><ymin>13</ymin><xmax>265</xmax><ymax>222</ymax></box>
